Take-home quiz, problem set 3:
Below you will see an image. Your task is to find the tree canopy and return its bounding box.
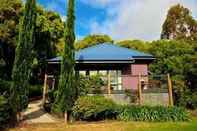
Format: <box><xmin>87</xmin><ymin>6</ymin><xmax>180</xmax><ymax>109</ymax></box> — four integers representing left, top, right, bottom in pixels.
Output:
<box><xmin>75</xmin><ymin>34</ymin><xmax>113</xmax><ymax>50</ymax></box>
<box><xmin>117</xmin><ymin>39</ymin><xmax>149</xmax><ymax>52</ymax></box>
<box><xmin>0</xmin><ymin>0</ymin><xmax>64</xmax><ymax>81</ymax></box>
<box><xmin>0</xmin><ymin>0</ymin><xmax>22</xmax><ymax>80</ymax></box>
<box><xmin>161</xmin><ymin>4</ymin><xmax>197</xmax><ymax>41</ymax></box>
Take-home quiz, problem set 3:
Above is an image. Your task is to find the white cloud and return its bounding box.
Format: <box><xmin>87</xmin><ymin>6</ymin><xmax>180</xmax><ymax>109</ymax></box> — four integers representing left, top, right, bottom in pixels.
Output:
<box><xmin>83</xmin><ymin>0</ymin><xmax>197</xmax><ymax>41</ymax></box>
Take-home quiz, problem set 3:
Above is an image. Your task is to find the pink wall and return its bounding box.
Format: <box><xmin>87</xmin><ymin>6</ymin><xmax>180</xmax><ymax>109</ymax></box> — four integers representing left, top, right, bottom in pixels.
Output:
<box><xmin>122</xmin><ymin>64</ymin><xmax>148</xmax><ymax>90</ymax></box>
<box><xmin>132</xmin><ymin>64</ymin><xmax>148</xmax><ymax>76</ymax></box>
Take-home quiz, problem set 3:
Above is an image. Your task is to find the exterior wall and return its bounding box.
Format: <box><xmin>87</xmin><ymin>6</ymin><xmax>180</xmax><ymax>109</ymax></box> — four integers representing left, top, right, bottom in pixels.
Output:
<box><xmin>122</xmin><ymin>64</ymin><xmax>149</xmax><ymax>90</ymax></box>
<box><xmin>142</xmin><ymin>93</ymin><xmax>169</xmax><ymax>106</ymax></box>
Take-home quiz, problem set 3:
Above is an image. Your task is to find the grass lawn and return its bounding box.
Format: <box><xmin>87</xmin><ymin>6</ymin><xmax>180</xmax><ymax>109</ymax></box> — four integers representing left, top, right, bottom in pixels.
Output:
<box><xmin>9</xmin><ymin>117</ymin><xmax>197</xmax><ymax>131</ymax></box>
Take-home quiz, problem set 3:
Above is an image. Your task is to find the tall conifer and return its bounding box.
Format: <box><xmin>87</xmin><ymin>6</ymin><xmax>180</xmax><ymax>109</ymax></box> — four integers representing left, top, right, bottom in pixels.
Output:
<box><xmin>10</xmin><ymin>0</ymin><xmax>37</xmax><ymax>120</ymax></box>
<box><xmin>52</xmin><ymin>0</ymin><xmax>76</xmax><ymax>119</ymax></box>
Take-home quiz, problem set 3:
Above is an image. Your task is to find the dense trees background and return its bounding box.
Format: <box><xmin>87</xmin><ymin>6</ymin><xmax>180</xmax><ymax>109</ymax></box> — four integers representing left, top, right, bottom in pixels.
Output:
<box><xmin>0</xmin><ymin>0</ymin><xmax>22</xmax><ymax>80</ymax></box>
<box><xmin>75</xmin><ymin>34</ymin><xmax>113</xmax><ymax>50</ymax></box>
<box><xmin>0</xmin><ymin>0</ymin><xmax>64</xmax><ymax>83</ymax></box>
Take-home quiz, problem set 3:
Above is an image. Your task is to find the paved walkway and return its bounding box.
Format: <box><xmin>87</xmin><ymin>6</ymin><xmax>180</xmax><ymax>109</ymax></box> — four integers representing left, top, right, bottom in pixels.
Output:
<box><xmin>23</xmin><ymin>100</ymin><xmax>58</xmax><ymax>123</ymax></box>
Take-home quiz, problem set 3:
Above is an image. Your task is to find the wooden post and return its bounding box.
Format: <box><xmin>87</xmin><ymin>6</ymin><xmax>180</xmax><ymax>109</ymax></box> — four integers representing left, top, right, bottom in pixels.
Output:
<box><xmin>138</xmin><ymin>74</ymin><xmax>142</xmax><ymax>105</ymax></box>
<box><xmin>107</xmin><ymin>71</ymin><xmax>111</xmax><ymax>95</ymax></box>
<box><xmin>42</xmin><ymin>74</ymin><xmax>48</xmax><ymax>106</ymax></box>
<box><xmin>167</xmin><ymin>74</ymin><xmax>174</xmax><ymax>106</ymax></box>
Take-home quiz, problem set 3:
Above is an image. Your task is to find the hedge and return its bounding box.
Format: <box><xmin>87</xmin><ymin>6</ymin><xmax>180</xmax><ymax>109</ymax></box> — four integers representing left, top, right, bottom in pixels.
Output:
<box><xmin>0</xmin><ymin>96</ymin><xmax>12</xmax><ymax>128</ymax></box>
<box><xmin>29</xmin><ymin>85</ymin><xmax>42</xmax><ymax>98</ymax></box>
<box><xmin>0</xmin><ymin>79</ymin><xmax>11</xmax><ymax>96</ymax></box>
<box><xmin>72</xmin><ymin>96</ymin><xmax>118</xmax><ymax>121</ymax></box>
<box><xmin>118</xmin><ymin>105</ymin><xmax>190</xmax><ymax>122</ymax></box>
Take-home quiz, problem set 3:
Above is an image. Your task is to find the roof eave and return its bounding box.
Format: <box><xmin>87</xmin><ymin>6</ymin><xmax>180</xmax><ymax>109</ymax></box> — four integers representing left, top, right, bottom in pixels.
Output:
<box><xmin>48</xmin><ymin>59</ymin><xmax>136</xmax><ymax>64</ymax></box>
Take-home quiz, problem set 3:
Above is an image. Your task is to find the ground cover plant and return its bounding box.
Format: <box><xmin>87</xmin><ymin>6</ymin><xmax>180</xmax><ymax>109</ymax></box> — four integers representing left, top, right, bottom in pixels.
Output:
<box><xmin>118</xmin><ymin>105</ymin><xmax>189</xmax><ymax>122</ymax></box>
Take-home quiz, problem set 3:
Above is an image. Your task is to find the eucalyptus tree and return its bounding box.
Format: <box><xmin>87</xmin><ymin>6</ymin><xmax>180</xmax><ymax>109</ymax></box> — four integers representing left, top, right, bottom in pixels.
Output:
<box><xmin>161</xmin><ymin>4</ymin><xmax>197</xmax><ymax>41</ymax></box>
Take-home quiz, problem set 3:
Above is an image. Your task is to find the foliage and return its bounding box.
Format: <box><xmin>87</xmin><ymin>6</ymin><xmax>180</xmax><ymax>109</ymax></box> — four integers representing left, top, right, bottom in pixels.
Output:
<box><xmin>117</xmin><ymin>40</ymin><xmax>149</xmax><ymax>52</ymax></box>
<box><xmin>148</xmin><ymin>40</ymin><xmax>195</xmax><ymax>108</ymax></box>
<box><xmin>52</xmin><ymin>0</ymin><xmax>76</xmax><ymax>116</ymax></box>
<box><xmin>161</xmin><ymin>4</ymin><xmax>197</xmax><ymax>41</ymax></box>
<box><xmin>10</xmin><ymin>0</ymin><xmax>37</xmax><ymax>115</ymax></box>
<box><xmin>44</xmin><ymin>89</ymin><xmax>58</xmax><ymax>113</ymax></box>
<box><xmin>0</xmin><ymin>96</ymin><xmax>12</xmax><ymax>128</ymax></box>
<box><xmin>0</xmin><ymin>0</ymin><xmax>22</xmax><ymax>80</ymax></box>
<box><xmin>35</xmin><ymin>6</ymin><xmax>64</xmax><ymax>59</ymax></box>
<box><xmin>178</xmin><ymin>90</ymin><xmax>197</xmax><ymax>109</ymax></box>
<box><xmin>73</xmin><ymin>96</ymin><xmax>190</xmax><ymax>122</ymax></box>
<box><xmin>28</xmin><ymin>85</ymin><xmax>42</xmax><ymax>98</ymax></box>
<box><xmin>0</xmin><ymin>79</ymin><xmax>11</xmax><ymax>96</ymax></box>
<box><xmin>77</xmin><ymin>75</ymin><xmax>91</xmax><ymax>96</ymax></box>
<box><xmin>0</xmin><ymin>0</ymin><xmax>64</xmax><ymax>82</ymax></box>
<box><xmin>149</xmin><ymin>40</ymin><xmax>193</xmax><ymax>75</ymax></box>
<box><xmin>160</xmin><ymin>4</ymin><xmax>197</xmax><ymax>108</ymax></box>
<box><xmin>45</xmin><ymin>74</ymin><xmax>105</xmax><ymax>113</ymax></box>
<box><xmin>185</xmin><ymin>41</ymin><xmax>197</xmax><ymax>94</ymax></box>
<box><xmin>72</xmin><ymin>96</ymin><xmax>118</xmax><ymax>121</ymax></box>
<box><xmin>75</xmin><ymin>34</ymin><xmax>113</xmax><ymax>50</ymax></box>
<box><xmin>118</xmin><ymin>105</ymin><xmax>189</xmax><ymax>122</ymax></box>
<box><xmin>78</xmin><ymin>74</ymin><xmax>106</xmax><ymax>95</ymax></box>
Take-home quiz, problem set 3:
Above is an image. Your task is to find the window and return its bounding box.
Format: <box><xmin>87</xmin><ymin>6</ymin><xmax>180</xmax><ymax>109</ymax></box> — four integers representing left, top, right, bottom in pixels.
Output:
<box><xmin>79</xmin><ymin>70</ymin><xmax>122</xmax><ymax>91</ymax></box>
<box><xmin>90</xmin><ymin>71</ymin><xmax>98</xmax><ymax>76</ymax></box>
<box><xmin>110</xmin><ymin>70</ymin><xmax>122</xmax><ymax>90</ymax></box>
<box><xmin>79</xmin><ymin>71</ymin><xmax>86</xmax><ymax>76</ymax></box>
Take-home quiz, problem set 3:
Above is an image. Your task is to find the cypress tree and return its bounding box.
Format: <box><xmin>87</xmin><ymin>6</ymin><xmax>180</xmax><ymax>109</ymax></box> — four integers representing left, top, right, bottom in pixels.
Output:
<box><xmin>52</xmin><ymin>0</ymin><xmax>76</xmax><ymax>119</ymax></box>
<box><xmin>10</xmin><ymin>0</ymin><xmax>37</xmax><ymax>121</ymax></box>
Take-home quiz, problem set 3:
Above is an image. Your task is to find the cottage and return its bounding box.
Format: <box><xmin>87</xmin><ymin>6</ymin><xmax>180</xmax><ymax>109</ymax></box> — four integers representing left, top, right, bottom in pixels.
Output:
<box><xmin>47</xmin><ymin>43</ymin><xmax>154</xmax><ymax>95</ymax></box>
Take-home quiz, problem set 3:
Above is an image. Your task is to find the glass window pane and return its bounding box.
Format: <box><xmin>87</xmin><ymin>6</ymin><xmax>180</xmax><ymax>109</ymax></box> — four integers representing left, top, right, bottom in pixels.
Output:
<box><xmin>110</xmin><ymin>70</ymin><xmax>122</xmax><ymax>91</ymax></box>
<box><xmin>99</xmin><ymin>70</ymin><xmax>107</xmax><ymax>76</ymax></box>
<box><xmin>79</xmin><ymin>71</ymin><xmax>86</xmax><ymax>76</ymax></box>
<box><xmin>90</xmin><ymin>71</ymin><xmax>97</xmax><ymax>76</ymax></box>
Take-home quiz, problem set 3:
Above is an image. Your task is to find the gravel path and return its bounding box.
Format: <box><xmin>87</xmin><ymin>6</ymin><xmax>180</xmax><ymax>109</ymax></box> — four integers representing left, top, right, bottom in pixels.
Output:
<box><xmin>23</xmin><ymin>100</ymin><xmax>58</xmax><ymax>123</ymax></box>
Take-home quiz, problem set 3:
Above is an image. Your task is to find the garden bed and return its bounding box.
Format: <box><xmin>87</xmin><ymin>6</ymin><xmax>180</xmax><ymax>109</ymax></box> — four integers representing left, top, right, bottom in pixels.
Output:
<box><xmin>72</xmin><ymin>96</ymin><xmax>190</xmax><ymax>122</ymax></box>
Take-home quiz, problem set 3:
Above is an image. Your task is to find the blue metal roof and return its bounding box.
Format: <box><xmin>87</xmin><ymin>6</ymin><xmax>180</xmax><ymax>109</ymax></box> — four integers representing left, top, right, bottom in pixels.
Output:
<box><xmin>48</xmin><ymin>43</ymin><xmax>154</xmax><ymax>63</ymax></box>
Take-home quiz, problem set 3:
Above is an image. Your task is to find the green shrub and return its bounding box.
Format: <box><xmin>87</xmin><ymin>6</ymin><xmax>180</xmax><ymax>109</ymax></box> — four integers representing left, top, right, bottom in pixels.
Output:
<box><xmin>178</xmin><ymin>90</ymin><xmax>197</xmax><ymax>109</ymax></box>
<box><xmin>118</xmin><ymin>105</ymin><xmax>189</xmax><ymax>122</ymax></box>
<box><xmin>44</xmin><ymin>90</ymin><xmax>58</xmax><ymax>113</ymax></box>
<box><xmin>0</xmin><ymin>96</ymin><xmax>11</xmax><ymax>128</ymax></box>
<box><xmin>78</xmin><ymin>75</ymin><xmax>106</xmax><ymax>95</ymax></box>
<box><xmin>77</xmin><ymin>75</ymin><xmax>92</xmax><ymax>96</ymax></box>
<box><xmin>29</xmin><ymin>85</ymin><xmax>42</xmax><ymax>98</ymax></box>
<box><xmin>72</xmin><ymin>96</ymin><xmax>118</xmax><ymax>121</ymax></box>
<box><xmin>0</xmin><ymin>79</ymin><xmax>11</xmax><ymax>96</ymax></box>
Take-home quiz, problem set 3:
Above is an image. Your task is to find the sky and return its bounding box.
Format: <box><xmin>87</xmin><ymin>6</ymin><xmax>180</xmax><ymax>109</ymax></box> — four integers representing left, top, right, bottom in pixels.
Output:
<box><xmin>37</xmin><ymin>0</ymin><xmax>197</xmax><ymax>41</ymax></box>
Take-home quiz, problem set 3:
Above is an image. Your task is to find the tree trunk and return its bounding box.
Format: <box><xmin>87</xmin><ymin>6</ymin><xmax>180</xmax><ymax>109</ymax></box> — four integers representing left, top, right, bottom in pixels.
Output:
<box><xmin>64</xmin><ymin>112</ymin><xmax>68</xmax><ymax>123</ymax></box>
